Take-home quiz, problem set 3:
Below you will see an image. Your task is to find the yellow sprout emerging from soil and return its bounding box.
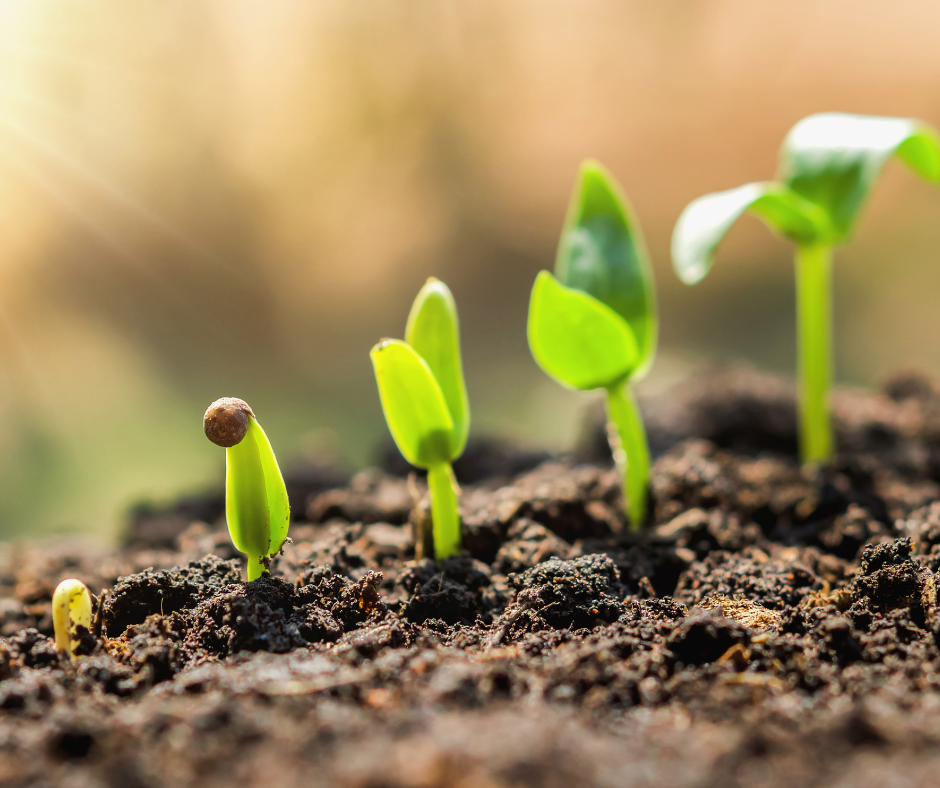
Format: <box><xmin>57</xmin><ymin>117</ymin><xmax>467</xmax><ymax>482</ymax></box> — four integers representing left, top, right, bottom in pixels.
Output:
<box><xmin>52</xmin><ymin>579</ymin><xmax>93</xmax><ymax>661</ymax></box>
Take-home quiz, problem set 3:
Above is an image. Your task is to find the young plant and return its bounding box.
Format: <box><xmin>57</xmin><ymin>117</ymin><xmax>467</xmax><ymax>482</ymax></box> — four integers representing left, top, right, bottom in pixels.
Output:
<box><xmin>672</xmin><ymin>113</ymin><xmax>940</xmax><ymax>464</ymax></box>
<box><xmin>204</xmin><ymin>397</ymin><xmax>290</xmax><ymax>581</ymax></box>
<box><xmin>52</xmin><ymin>578</ymin><xmax>92</xmax><ymax>661</ymax></box>
<box><xmin>527</xmin><ymin>160</ymin><xmax>657</xmax><ymax>529</ymax></box>
<box><xmin>371</xmin><ymin>278</ymin><xmax>469</xmax><ymax>560</ymax></box>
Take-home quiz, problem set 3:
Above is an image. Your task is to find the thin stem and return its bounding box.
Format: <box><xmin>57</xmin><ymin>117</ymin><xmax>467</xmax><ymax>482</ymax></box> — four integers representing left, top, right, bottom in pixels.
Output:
<box><xmin>247</xmin><ymin>555</ymin><xmax>265</xmax><ymax>582</ymax></box>
<box><xmin>428</xmin><ymin>462</ymin><xmax>461</xmax><ymax>560</ymax></box>
<box><xmin>795</xmin><ymin>243</ymin><xmax>834</xmax><ymax>464</ymax></box>
<box><xmin>605</xmin><ymin>382</ymin><xmax>650</xmax><ymax>530</ymax></box>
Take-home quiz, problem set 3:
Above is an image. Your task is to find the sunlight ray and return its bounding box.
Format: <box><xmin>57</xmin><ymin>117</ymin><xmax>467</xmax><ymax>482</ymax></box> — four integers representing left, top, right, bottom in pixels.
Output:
<box><xmin>0</xmin><ymin>111</ymin><xmax>238</xmax><ymax>276</ymax></box>
<box><xmin>0</xmin><ymin>40</ymin><xmax>181</xmax><ymax>92</ymax></box>
<box><xmin>0</xmin><ymin>143</ymin><xmax>225</xmax><ymax>334</ymax></box>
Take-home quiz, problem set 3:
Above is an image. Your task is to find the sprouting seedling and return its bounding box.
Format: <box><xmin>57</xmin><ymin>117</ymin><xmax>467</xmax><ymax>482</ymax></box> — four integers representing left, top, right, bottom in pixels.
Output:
<box><xmin>371</xmin><ymin>277</ymin><xmax>469</xmax><ymax>560</ymax></box>
<box><xmin>52</xmin><ymin>578</ymin><xmax>92</xmax><ymax>661</ymax></box>
<box><xmin>672</xmin><ymin>113</ymin><xmax>940</xmax><ymax>465</ymax></box>
<box><xmin>527</xmin><ymin>160</ymin><xmax>657</xmax><ymax>529</ymax></box>
<box><xmin>204</xmin><ymin>397</ymin><xmax>290</xmax><ymax>581</ymax></box>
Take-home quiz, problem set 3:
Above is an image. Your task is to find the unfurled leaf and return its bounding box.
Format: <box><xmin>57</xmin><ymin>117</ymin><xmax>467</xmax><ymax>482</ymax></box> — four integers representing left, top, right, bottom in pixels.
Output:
<box><xmin>555</xmin><ymin>160</ymin><xmax>656</xmax><ymax>377</ymax></box>
<box><xmin>528</xmin><ymin>270</ymin><xmax>638</xmax><ymax>391</ymax></box>
<box><xmin>671</xmin><ymin>182</ymin><xmax>829</xmax><ymax>285</ymax></box>
<box><xmin>780</xmin><ymin>112</ymin><xmax>940</xmax><ymax>241</ymax></box>
<box><xmin>371</xmin><ymin>339</ymin><xmax>455</xmax><ymax>468</ymax></box>
<box><xmin>405</xmin><ymin>278</ymin><xmax>470</xmax><ymax>459</ymax></box>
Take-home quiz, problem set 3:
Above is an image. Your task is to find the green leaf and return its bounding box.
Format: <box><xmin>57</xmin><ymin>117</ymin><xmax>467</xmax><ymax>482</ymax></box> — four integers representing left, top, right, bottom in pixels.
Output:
<box><xmin>780</xmin><ymin>112</ymin><xmax>940</xmax><ymax>241</ymax></box>
<box><xmin>405</xmin><ymin>278</ymin><xmax>470</xmax><ymax>459</ymax></box>
<box><xmin>371</xmin><ymin>339</ymin><xmax>455</xmax><ymax>468</ymax></box>
<box><xmin>225</xmin><ymin>417</ymin><xmax>289</xmax><ymax>562</ymax></box>
<box><xmin>251</xmin><ymin>419</ymin><xmax>290</xmax><ymax>554</ymax></box>
<box><xmin>527</xmin><ymin>271</ymin><xmax>639</xmax><ymax>391</ymax></box>
<box><xmin>555</xmin><ymin>160</ymin><xmax>657</xmax><ymax>377</ymax></box>
<box><xmin>671</xmin><ymin>182</ymin><xmax>830</xmax><ymax>285</ymax></box>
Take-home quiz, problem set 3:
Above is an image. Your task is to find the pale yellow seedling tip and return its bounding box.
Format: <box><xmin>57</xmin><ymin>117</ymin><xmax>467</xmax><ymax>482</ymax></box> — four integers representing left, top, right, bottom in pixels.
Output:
<box><xmin>52</xmin><ymin>579</ymin><xmax>93</xmax><ymax>660</ymax></box>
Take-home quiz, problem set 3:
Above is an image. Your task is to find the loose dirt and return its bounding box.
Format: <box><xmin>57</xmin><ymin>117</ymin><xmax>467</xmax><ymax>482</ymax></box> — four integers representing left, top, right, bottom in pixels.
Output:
<box><xmin>3</xmin><ymin>367</ymin><xmax>940</xmax><ymax>787</ymax></box>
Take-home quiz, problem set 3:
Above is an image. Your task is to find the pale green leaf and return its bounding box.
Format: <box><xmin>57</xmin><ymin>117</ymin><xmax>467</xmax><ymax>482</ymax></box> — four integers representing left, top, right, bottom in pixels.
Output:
<box><xmin>371</xmin><ymin>339</ymin><xmax>455</xmax><ymax>468</ymax></box>
<box><xmin>405</xmin><ymin>278</ymin><xmax>470</xmax><ymax>459</ymax></box>
<box><xmin>527</xmin><ymin>271</ymin><xmax>638</xmax><ymax>391</ymax></box>
<box><xmin>780</xmin><ymin>112</ymin><xmax>940</xmax><ymax>241</ymax></box>
<box><xmin>556</xmin><ymin>160</ymin><xmax>657</xmax><ymax>378</ymax></box>
<box><xmin>671</xmin><ymin>182</ymin><xmax>829</xmax><ymax>285</ymax></box>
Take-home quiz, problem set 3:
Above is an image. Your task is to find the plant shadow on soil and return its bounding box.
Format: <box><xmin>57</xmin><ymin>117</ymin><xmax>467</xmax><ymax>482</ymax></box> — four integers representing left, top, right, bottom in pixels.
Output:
<box><xmin>4</xmin><ymin>367</ymin><xmax>940</xmax><ymax>786</ymax></box>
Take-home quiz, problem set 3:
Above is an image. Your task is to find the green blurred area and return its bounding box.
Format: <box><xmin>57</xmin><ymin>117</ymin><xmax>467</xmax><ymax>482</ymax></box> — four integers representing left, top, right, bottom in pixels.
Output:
<box><xmin>0</xmin><ymin>0</ymin><xmax>939</xmax><ymax>541</ymax></box>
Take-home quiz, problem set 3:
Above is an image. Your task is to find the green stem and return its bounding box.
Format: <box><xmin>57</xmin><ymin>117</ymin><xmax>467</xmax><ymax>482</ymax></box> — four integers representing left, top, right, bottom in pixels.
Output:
<box><xmin>605</xmin><ymin>382</ymin><xmax>650</xmax><ymax>530</ymax></box>
<box><xmin>246</xmin><ymin>555</ymin><xmax>265</xmax><ymax>582</ymax></box>
<box><xmin>795</xmin><ymin>243</ymin><xmax>834</xmax><ymax>465</ymax></box>
<box><xmin>428</xmin><ymin>462</ymin><xmax>461</xmax><ymax>560</ymax></box>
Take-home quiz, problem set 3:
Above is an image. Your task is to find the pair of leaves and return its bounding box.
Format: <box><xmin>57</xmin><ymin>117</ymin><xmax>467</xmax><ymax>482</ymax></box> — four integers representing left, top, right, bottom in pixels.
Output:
<box><xmin>529</xmin><ymin>160</ymin><xmax>656</xmax><ymax>391</ymax></box>
<box><xmin>226</xmin><ymin>417</ymin><xmax>290</xmax><ymax>567</ymax></box>
<box><xmin>371</xmin><ymin>278</ymin><xmax>469</xmax><ymax>469</ymax></box>
<box><xmin>673</xmin><ymin>113</ymin><xmax>940</xmax><ymax>284</ymax></box>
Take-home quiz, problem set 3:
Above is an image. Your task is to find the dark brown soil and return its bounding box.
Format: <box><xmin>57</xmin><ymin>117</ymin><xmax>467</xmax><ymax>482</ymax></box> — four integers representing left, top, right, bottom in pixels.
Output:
<box><xmin>4</xmin><ymin>367</ymin><xmax>940</xmax><ymax>787</ymax></box>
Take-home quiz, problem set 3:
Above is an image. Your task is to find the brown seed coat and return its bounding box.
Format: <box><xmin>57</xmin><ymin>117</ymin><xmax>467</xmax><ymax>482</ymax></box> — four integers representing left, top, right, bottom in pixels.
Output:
<box><xmin>204</xmin><ymin>397</ymin><xmax>255</xmax><ymax>447</ymax></box>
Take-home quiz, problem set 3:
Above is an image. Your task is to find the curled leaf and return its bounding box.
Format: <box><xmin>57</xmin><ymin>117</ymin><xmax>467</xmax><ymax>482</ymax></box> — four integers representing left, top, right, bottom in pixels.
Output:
<box><xmin>780</xmin><ymin>112</ymin><xmax>940</xmax><ymax>241</ymax></box>
<box><xmin>671</xmin><ymin>182</ymin><xmax>829</xmax><ymax>285</ymax></box>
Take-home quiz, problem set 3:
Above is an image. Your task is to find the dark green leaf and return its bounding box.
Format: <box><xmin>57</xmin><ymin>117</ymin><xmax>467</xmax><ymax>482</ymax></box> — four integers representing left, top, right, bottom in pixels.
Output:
<box><xmin>555</xmin><ymin>160</ymin><xmax>657</xmax><ymax>377</ymax></box>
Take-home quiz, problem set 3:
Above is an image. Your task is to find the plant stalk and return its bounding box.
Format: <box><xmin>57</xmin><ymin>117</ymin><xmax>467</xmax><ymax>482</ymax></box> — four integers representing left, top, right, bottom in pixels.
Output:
<box><xmin>428</xmin><ymin>462</ymin><xmax>461</xmax><ymax>560</ymax></box>
<box><xmin>247</xmin><ymin>555</ymin><xmax>265</xmax><ymax>582</ymax></box>
<box><xmin>795</xmin><ymin>243</ymin><xmax>834</xmax><ymax>464</ymax></box>
<box><xmin>605</xmin><ymin>382</ymin><xmax>650</xmax><ymax>530</ymax></box>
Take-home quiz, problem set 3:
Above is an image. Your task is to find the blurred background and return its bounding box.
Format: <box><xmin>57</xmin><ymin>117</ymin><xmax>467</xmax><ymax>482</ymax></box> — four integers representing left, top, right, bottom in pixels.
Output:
<box><xmin>0</xmin><ymin>0</ymin><xmax>939</xmax><ymax>541</ymax></box>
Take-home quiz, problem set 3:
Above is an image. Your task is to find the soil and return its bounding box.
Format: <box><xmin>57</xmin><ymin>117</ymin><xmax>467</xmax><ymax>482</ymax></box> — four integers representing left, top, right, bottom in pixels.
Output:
<box><xmin>4</xmin><ymin>367</ymin><xmax>940</xmax><ymax>787</ymax></box>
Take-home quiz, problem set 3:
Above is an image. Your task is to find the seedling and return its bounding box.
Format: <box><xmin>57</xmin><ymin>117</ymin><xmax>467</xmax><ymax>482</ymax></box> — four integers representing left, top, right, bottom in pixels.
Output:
<box><xmin>371</xmin><ymin>278</ymin><xmax>469</xmax><ymax>560</ymax></box>
<box><xmin>204</xmin><ymin>397</ymin><xmax>290</xmax><ymax>580</ymax></box>
<box><xmin>672</xmin><ymin>113</ymin><xmax>940</xmax><ymax>464</ymax></box>
<box><xmin>527</xmin><ymin>160</ymin><xmax>657</xmax><ymax>529</ymax></box>
<box><xmin>52</xmin><ymin>578</ymin><xmax>92</xmax><ymax>661</ymax></box>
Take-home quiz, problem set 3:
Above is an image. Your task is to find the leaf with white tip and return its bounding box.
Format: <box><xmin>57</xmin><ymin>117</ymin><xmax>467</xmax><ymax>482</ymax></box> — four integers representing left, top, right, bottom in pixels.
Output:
<box><xmin>671</xmin><ymin>182</ymin><xmax>829</xmax><ymax>285</ymax></box>
<box><xmin>780</xmin><ymin>112</ymin><xmax>940</xmax><ymax>241</ymax></box>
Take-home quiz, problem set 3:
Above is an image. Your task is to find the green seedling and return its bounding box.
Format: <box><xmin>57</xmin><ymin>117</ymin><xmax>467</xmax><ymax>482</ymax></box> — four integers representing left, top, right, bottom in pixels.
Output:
<box><xmin>527</xmin><ymin>160</ymin><xmax>657</xmax><ymax>529</ymax></box>
<box><xmin>672</xmin><ymin>113</ymin><xmax>940</xmax><ymax>464</ymax></box>
<box><xmin>371</xmin><ymin>278</ymin><xmax>469</xmax><ymax>560</ymax></box>
<box><xmin>204</xmin><ymin>397</ymin><xmax>290</xmax><ymax>580</ymax></box>
<box><xmin>52</xmin><ymin>578</ymin><xmax>92</xmax><ymax>661</ymax></box>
